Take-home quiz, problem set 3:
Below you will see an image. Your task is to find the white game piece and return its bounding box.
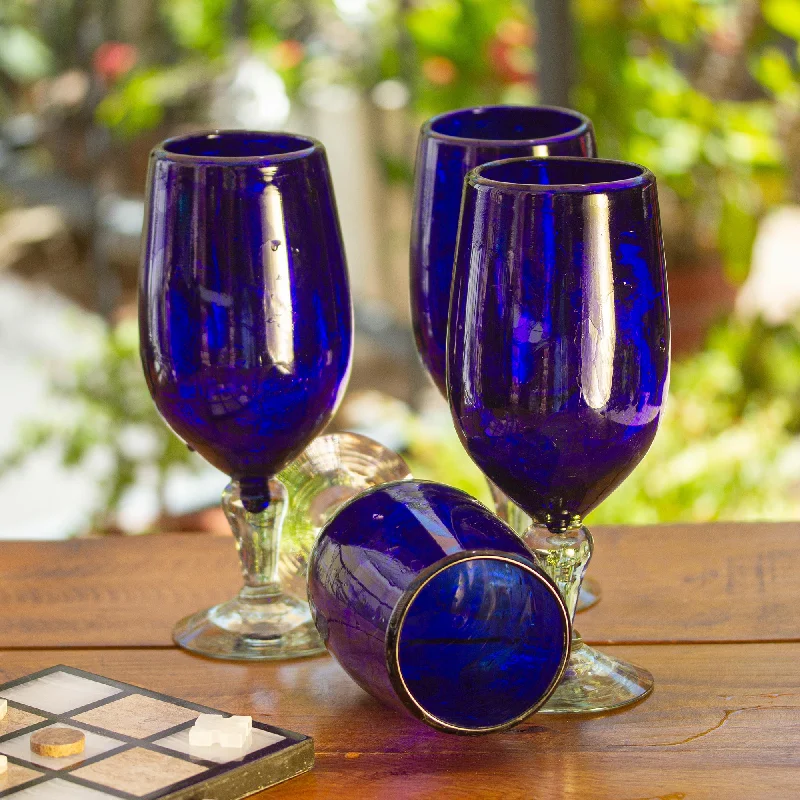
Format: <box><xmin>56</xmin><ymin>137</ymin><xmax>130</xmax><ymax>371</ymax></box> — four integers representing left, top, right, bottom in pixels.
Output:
<box><xmin>221</xmin><ymin>716</ymin><xmax>252</xmax><ymax>749</ymax></box>
<box><xmin>189</xmin><ymin>714</ymin><xmax>253</xmax><ymax>750</ymax></box>
<box><xmin>0</xmin><ymin>698</ymin><xmax>6</xmax><ymax>720</ymax></box>
<box><xmin>0</xmin><ymin>753</ymin><xmax>7</xmax><ymax>775</ymax></box>
<box><xmin>189</xmin><ymin>714</ymin><xmax>223</xmax><ymax>747</ymax></box>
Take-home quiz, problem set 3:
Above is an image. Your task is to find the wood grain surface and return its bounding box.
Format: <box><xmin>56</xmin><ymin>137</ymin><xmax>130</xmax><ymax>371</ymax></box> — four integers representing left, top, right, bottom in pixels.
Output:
<box><xmin>582</xmin><ymin>520</ymin><xmax>800</xmax><ymax>644</ymax></box>
<box><xmin>0</xmin><ymin>535</ymin><xmax>242</xmax><ymax>648</ymax></box>
<box><xmin>0</xmin><ymin>645</ymin><xmax>798</xmax><ymax>799</ymax></box>
<box><xmin>2</xmin><ymin>523</ymin><xmax>800</xmax><ymax>647</ymax></box>
<box><xmin>3</xmin><ymin>528</ymin><xmax>800</xmax><ymax>797</ymax></box>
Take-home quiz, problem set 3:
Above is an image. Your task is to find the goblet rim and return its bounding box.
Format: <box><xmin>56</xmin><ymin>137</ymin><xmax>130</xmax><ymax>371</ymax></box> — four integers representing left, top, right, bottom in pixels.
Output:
<box><xmin>154</xmin><ymin>129</ymin><xmax>322</xmax><ymax>165</ymax></box>
<box><xmin>386</xmin><ymin>550</ymin><xmax>571</xmax><ymax>735</ymax></box>
<box><xmin>421</xmin><ymin>104</ymin><xmax>593</xmax><ymax>147</ymax></box>
<box><xmin>469</xmin><ymin>155</ymin><xmax>654</xmax><ymax>193</ymax></box>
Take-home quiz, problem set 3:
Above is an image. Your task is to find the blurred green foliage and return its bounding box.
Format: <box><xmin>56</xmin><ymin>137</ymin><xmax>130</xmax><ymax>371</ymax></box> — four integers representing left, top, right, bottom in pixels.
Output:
<box><xmin>3</xmin><ymin>1</ymin><xmax>800</xmax><ymax>530</ymax></box>
<box><xmin>400</xmin><ymin>0</ymin><xmax>536</xmax><ymax>110</ymax></box>
<box><xmin>0</xmin><ymin>320</ymin><xmax>198</xmax><ymax>532</ymax></box>
<box><xmin>5</xmin><ymin>0</ymin><xmax>798</xmax><ymax>281</ymax></box>
<box><xmin>96</xmin><ymin>63</ymin><xmax>211</xmax><ymax>137</ymax></box>
<box><xmin>572</xmin><ymin>0</ymin><xmax>794</xmax><ymax>280</ymax></box>
<box><xmin>405</xmin><ymin>316</ymin><xmax>800</xmax><ymax>525</ymax></box>
<box><xmin>589</xmin><ymin>317</ymin><xmax>800</xmax><ymax>524</ymax></box>
<box><xmin>6</xmin><ymin>311</ymin><xmax>800</xmax><ymax>531</ymax></box>
<box><xmin>0</xmin><ymin>0</ymin><xmax>52</xmax><ymax>94</ymax></box>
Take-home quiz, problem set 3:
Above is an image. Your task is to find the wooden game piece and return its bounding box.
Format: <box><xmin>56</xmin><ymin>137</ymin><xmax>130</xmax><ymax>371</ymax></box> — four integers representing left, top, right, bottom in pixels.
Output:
<box><xmin>30</xmin><ymin>727</ymin><xmax>86</xmax><ymax>757</ymax></box>
<box><xmin>0</xmin><ymin>698</ymin><xmax>6</xmax><ymax>720</ymax></box>
<box><xmin>0</xmin><ymin>754</ymin><xmax>7</xmax><ymax>774</ymax></box>
<box><xmin>189</xmin><ymin>714</ymin><xmax>253</xmax><ymax>749</ymax></box>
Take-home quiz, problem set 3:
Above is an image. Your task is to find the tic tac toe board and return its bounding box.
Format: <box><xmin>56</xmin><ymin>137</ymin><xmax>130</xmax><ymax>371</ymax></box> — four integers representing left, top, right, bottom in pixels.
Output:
<box><xmin>0</xmin><ymin>666</ymin><xmax>313</xmax><ymax>799</ymax></box>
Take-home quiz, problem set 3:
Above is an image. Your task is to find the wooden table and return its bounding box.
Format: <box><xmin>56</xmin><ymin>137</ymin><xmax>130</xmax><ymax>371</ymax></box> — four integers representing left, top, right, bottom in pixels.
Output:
<box><xmin>2</xmin><ymin>523</ymin><xmax>799</xmax><ymax>798</ymax></box>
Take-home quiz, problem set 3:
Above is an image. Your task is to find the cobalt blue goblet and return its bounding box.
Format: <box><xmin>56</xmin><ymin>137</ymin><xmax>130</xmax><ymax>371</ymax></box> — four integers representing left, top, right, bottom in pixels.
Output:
<box><xmin>308</xmin><ymin>480</ymin><xmax>570</xmax><ymax>734</ymax></box>
<box><xmin>448</xmin><ymin>156</ymin><xmax>670</xmax><ymax>712</ymax></box>
<box><xmin>139</xmin><ymin>130</ymin><xmax>352</xmax><ymax>660</ymax></box>
<box><xmin>411</xmin><ymin>105</ymin><xmax>595</xmax><ymax>395</ymax></box>
<box><xmin>409</xmin><ymin>106</ymin><xmax>601</xmax><ymax>610</ymax></box>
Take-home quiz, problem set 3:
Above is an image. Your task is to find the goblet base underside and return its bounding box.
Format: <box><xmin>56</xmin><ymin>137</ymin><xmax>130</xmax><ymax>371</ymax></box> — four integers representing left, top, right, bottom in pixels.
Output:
<box><xmin>538</xmin><ymin>635</ymin><xmax>653</xmax><ymax>714</ymax></box>
<box><xmin>173</xmin><ymin>593</ymin><xmax>326</xmax><ymax>661</ymax></box>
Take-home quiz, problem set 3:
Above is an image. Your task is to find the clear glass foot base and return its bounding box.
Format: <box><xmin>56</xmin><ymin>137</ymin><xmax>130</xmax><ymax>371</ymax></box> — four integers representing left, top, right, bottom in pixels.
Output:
<box><xmin>173</xmin><ymin>593</ymin><xmax>326</xmax><ymax>661</ymax></box>
<box><xmin>576</xmin><ymin>576</ymin><xmax>601</xmax><ymax>612</ymax></box>
<box><xmin>538</xmin><ymin>634</ymin><xmax>653</xmax><ymax>714</ymax></box>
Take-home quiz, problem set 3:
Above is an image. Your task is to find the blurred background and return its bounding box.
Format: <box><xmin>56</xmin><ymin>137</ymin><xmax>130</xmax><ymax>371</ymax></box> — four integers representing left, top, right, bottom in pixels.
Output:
<box><xmin>1</xmin><ymin>0</ymin><xmax>800</xmax><ymax>539</ymax></box>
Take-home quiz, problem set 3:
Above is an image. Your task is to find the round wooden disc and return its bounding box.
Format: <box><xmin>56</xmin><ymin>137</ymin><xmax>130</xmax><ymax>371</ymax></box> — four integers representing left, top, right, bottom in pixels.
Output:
<box><xmin>30</xmin><ymin>727</ymin><xmax>85</xmax><ymax>758</ymax></box>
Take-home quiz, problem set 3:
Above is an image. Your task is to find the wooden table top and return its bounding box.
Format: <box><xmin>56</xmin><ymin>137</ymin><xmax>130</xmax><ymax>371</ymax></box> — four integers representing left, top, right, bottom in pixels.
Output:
<box><xmin>2</xmin><ymin>524</ymin><xmax>799</xmax><ymax>798</ymax></box>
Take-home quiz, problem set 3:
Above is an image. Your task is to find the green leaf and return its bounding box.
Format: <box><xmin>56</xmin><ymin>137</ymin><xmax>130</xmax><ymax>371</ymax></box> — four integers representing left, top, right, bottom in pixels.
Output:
<box><xmin>751</xmin><ymin>47</ymin><xmax>798</xmax><ymax>99</ymax></box>
<box><xmin>376</xmin><ymin>151</ymin><xmax>414</xmax><ymax>185</ymax></box>
<box><xmin>718</xmin><ymin>197</ymin><xmax>758</xmax><ymax>284</ymax></box>
<box><xmin>97</xmin><ymin>64</ymin><xmax>210</xmax><ymax>137</ymax></box>
<box><xmin>160</xmin><ymin>0</ymin><xmax>231</xmax><ymax>56</ymax></box>
<box><xmin>406</xmin><ymin>1</ymin><xmax>462</xmax><ymax>53</ymax></box>
<box><xmin>764</xmin><ymin>0</ymin><xmax>800</xmax><ymax>40</ymax></box>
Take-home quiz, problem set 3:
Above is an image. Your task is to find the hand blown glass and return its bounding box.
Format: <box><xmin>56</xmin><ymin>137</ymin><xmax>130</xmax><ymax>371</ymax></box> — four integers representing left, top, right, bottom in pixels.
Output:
<box><xmin>139</xmin><ymin>130</ymin><xmax>352</xmax><ymax>660</ymax></box>
<box><xmin>448</xmin><ymin>156</ymin><xmax>670</xmax><ymax>712</ymax></box>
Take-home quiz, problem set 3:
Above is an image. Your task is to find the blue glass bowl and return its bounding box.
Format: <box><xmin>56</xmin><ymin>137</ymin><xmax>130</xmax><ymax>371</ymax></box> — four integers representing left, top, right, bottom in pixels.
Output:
<box><xmin>140</xmin><ymin>130</ymin><xmax>352</xmax><ymax>507</ymax></box>
<box><xmin>307</xmin><ymin>480</ymin><xmax>570</xmax><ymax>734</ymax></box>
<box><xmin>449</xmin><ymin>156</ymin><xmax>669</xmax><ymax>530</ymax></box>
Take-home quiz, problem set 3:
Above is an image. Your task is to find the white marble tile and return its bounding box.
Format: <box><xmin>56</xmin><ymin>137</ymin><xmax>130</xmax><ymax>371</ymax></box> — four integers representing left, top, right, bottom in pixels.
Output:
<box><xmin>0</xmin><ymin>672</ymin><xmax>121</xmax><ymax>714</ymax></box>
<box><xmin>6</xmin><ymin>777</ymin><xmax>117</xmax><ymax>798</ymax></box>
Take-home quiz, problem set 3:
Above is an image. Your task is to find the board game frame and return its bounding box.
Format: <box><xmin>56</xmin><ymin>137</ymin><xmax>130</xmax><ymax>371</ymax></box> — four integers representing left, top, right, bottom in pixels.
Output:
<box><xmin>0</xmin><ymin>665</ymin><xmax>313</xmax><ymax>799</ymax></box>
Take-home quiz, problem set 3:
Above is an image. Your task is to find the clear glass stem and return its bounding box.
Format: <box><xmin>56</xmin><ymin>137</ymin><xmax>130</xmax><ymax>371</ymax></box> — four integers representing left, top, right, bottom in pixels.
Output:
<box><xmin>172</xmin><ymin>476</ymin><xmax>325</xmax><ymax>660</ymax></box>
<box><xmin>222</xmin><ymin>478</ymin><xmax>287</xmax><ymax>600</ymax></box>
<box><xmin>522</xmin><ymin>524</ymin><xmax>592</xmax><ymax>627</ymax></box>
<box><xmin>522</xmin><ymin>523</ymin><xmax>653</xmax><ymax>713</ymax></box>
<box><xmin>491</xmin><ymin>487</ymin><xmax>600</xmax><ymax>613</ymax></box>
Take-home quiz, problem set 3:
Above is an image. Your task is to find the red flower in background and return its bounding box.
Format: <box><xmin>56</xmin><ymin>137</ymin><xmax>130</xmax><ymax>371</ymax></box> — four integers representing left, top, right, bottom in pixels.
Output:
<box><xmin>423</xmin><ymin>56</ymin><xmax>458</xmax><ymax>86</ymax></box>
<box><xmin>272</xmin><ymin>40</ymin><xmax>305</xmax><ymax>71</ymax></box>
<box><xmin>93</xmin><ymin>42</ymin><xmax>138</xmax><ymax>84</ymax></box>
<box><xmin>488</xmin><ymin>18</ymin><xmax>535</xmax><ymax>83</ymax></box>
<box><xmin>496</xmin><ymin>19</ymin><xmax>535</xmax><ymax>48</ymax></box>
